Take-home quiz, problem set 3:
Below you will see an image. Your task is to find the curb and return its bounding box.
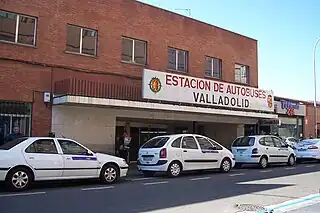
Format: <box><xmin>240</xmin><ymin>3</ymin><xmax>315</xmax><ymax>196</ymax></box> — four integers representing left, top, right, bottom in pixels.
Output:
<box><xmin>256</xmin><ymin>193</ymin><xmax>320</xmax><ymax>213</ymax></box>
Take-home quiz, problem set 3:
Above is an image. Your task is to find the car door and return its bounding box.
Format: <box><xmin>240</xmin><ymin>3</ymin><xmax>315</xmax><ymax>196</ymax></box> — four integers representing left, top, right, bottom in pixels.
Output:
<box><xmin>57</xmin><ymin>139</ymin><xmax>99</xmax><ymax>178</ymax></box>
<box><xmin>272</xmin><ymin>136</ymin><xmax>290</xmax><ymax>163</ymax></box>
<box><xmin>181</xmin><ymin>136</ymin><xmax>203</xmax><ymax>171</ymax></box>
<box><xmin>195</xmin><ymin>136</ymin><xmax>221</xmax><ymax>169</ymax></box>
<box><xmin>23</xmin><ymin>138</ymin><xmax>64</xmax><ymax>180</ymax></box>
<box><xmin>263</xmin><ymin>136</ymin><xmax>278</xmax><ymax>163</ymax></box>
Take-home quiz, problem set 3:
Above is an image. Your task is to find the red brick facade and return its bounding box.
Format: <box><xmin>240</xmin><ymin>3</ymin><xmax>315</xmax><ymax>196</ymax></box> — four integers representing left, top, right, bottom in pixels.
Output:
<box><xmin>0</xmin><ymin>0</ymin><xmax>258</xmax><ymax>136</ymax></box>
<box><xmin>305</xmin><ymin>103</ymin><xmax>320</xmax><ymax>138</ymax></box>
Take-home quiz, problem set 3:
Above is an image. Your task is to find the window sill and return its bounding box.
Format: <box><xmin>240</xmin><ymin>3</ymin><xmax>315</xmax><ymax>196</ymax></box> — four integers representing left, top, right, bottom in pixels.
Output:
<box><xmin>121</xmin><ymin>60</ymin><xmax>147</xmax><ymax>67</ymax></box>
<box><xmin>204</xmin><ymin>75</ymin><xmax>222</xmax><ymax>80</ymax></box>
<box><xmin>0</xmin><ymin>40</ymin><xmax>36</xmax><ymax>48</ymax></box>
<box><xmin>167</xmin><ymin>68</ymin><xmax>188</xmax><ymax>74</ymax></box>
<box><xmin>64</xmin><ymin>51</ymin><xmax>98</xmax><ymax>58</ymax></box>
<box><xmin>234</xmin><ymin>81</ymin><xmax>249</xmax><ymax>86</ymax></box>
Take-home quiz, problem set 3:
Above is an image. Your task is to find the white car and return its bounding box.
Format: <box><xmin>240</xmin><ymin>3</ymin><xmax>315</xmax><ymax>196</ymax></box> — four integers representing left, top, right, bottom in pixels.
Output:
<box><xmin>231</xmin><ymin>135</ymin><xmax>296</xmax><ymax>169</ymax></box>
<box><xmin>0</xmin><ymin>137</ymin><xmax>128</xmax><ymax>191</ymax></box>
<box><xmin>137</xmin><ymin>134</ymin><xmax>235</xmax><ymax>177</ymax></box>
<box><xmin>284</xmin><ymin>137</ymin><xmax>300</xmax><ymax>147</ymax></box>
<box><xmin>294</xmin><ymin>139</ymin><xmax>320</xmax><ymax>162</ymax></box>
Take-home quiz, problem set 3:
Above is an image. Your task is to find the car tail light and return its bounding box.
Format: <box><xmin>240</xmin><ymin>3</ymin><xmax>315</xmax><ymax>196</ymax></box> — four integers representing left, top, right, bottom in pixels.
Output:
<box><xmin>308</xmin><ymin>145</ymin><xmax>318</xmax><ymax>149</ymax></box>
<box><xmin>252</xmin><ymin>148</ymin><xmax>258</xmax><ymax>154</ymax></box>
<box><xmin>160</xmin><ymin>148</ymin><xmax>167</xmax><ymax>158</ymax></box>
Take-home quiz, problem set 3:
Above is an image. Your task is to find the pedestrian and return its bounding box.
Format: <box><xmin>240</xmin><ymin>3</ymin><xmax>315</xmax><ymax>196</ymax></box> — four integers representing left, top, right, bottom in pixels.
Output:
<box><xmin>118</xmin><ymin>132</ymin><xmax>129</xmax><ymax>161</ymax></box>
<box><xmin>5</xmin><ymin>126</ymin><xmax>24</xmax><ymax>143</ymax></box>
<box><xmin>0</xmin><ymin>128</ymin><xmax>4</xmax><ymax>146</ymax></box>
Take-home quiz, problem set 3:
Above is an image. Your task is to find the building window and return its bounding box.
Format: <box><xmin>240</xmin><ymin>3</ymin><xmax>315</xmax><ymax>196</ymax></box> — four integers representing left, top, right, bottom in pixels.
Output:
<box><xmin>0</xmin><ymin>10</ymin><xmax>37</xmax><ymax>46</ymax></box>
<box><xmin>168</xmin><ymin>47</ymin><xmax>188</xmax><ymax>72</ymax></box>
<box><xmin>205</xmin><ymin>56</ymin><xmax>222</xmax><ymax>79</ymax></box>
<box><xmin>66</xmin><ymin>24</ymin><xmax>97</xmax><ymax>56</ymax></box>
<box><xmin>235</xmin><ymin>64</ymin><xmax>249</xmax><ymax>84</ymax></box>
<box><xmin>121</xmin><ymin>37</ymin><xmax>147</xmax><ymax>65</ymax></box>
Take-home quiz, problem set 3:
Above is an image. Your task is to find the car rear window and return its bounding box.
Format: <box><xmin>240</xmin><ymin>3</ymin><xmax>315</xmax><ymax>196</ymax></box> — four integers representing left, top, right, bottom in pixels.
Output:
<box><xmin>298</xmin><ymin>139</ymin><xmax>319</xmax><ymax>146</ymax></box>
<box><xmin>0</xmin><ymin>137</ymin><xmax>29</xmax><ymax>150</ymax></box>
<box><xmin>142</xmin><ymin>137</ymin><xmax>170</xmax><ymax>148</ymax></box>
<box><xmin>232</xmin><ymin>136</ymin><xmax>255</xmax><ymax>147</ymax></box>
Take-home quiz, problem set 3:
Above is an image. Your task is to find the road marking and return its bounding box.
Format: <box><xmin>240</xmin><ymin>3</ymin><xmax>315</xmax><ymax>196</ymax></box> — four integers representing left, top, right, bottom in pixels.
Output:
<box><xmin>190</xmin><ymin>177</ymin><xmax>211</xmax><ymax>181</ymax></box>
<box><xmin>285</xmin><ymin>167</ymin><xmax>296</xmax><ymax>170</ymax></box>
<box><xmin>260</xmin><ymin>170</ymin><xmax>272</xmax><ymax>173</ymax></box>
<box><xmin>0</xmin><ymin>191</ymin><xmax>46</xmax><ymax>198</ymax></box>
<box><xmin>229</xmin><ymin>173</ymin><xmax>245</xmax><ymax>177</ymax></box>
<box><xmin>129</xmin><ymin>177</ymin><xmax>155</xmax><ymax>181</ymax></box>
<box><xmin>305</xmin><ymin>165</ymin><xmax>315</xmax><ymax>168</ymax></box>
<box><xmin>143</xmin><ymin>181</ymin><xmax>169</xmax><ymax>186</ymax></box>
<box><xmin>81</xmin><ymin>186</ymin><xmax>114</xmax><ymax>191</ymax></box>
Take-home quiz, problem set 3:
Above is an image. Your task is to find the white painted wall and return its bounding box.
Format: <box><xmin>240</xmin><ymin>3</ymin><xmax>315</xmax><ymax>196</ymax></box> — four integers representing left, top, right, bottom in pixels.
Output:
<box><xmin>52</xmin><ymin>105</ymin><xmax>250</xmax><ymax>154</ymax></box>
<box><xmin>52</xmin><ymin>106</ymin><xmax>116</xmax><ymax>154</ymax></box>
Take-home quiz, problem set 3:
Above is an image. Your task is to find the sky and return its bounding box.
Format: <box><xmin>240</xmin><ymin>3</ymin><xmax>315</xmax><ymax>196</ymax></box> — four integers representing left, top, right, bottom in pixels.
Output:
<box><xmin>139</xmin><ymin>0</ymin><xmax>320</xmax><ymax>102</ymax></box>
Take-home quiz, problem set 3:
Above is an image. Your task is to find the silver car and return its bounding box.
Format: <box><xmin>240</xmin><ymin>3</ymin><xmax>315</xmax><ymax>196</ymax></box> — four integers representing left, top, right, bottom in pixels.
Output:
<box><xmin>294</xmin><ymin>139</ymin><xmax>320</xmax><ymax>162</ymax></box>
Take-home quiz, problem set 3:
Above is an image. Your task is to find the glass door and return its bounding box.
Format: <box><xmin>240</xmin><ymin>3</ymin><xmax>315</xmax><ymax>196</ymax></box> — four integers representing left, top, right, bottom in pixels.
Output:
<box><xmin>0</xmin><ymin>116</ymin><xmax>10</xmax><ymax>145</ymax></box>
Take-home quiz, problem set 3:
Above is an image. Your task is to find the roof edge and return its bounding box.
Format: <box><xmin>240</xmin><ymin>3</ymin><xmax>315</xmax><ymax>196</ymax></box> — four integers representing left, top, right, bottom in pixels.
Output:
<box><xmin>135</xmin><ymin>0</ymin><xmax>257</xmax><ymax>42</ymax></box>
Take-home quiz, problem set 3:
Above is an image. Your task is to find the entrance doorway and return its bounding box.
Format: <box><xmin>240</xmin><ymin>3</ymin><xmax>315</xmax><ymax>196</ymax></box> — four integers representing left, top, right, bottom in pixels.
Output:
<box><xmin>0</xmin><ymin>101</ymin><xmax>32</xmax><ymax>145</ymax></box>
<box><xmin>115</xmin><ymin>125</ymin><xmax>167</xmax><ymax>163</ymax></box>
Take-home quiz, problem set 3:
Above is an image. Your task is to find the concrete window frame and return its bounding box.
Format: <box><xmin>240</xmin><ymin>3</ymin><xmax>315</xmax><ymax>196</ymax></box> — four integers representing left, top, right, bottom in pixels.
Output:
<box><xmin>121</xmin><ymin>36</ymin><xmax>147</xmax><ymax>65</ymax></box>
<box><xmin>235</xmin><ymin>63</ymin><xmax>250</xmax><ymax>84</ymax></box>
<box><xmin>204</xmin><ymin>56</ymin><xmax>222</xmax><ymax>79</ymax></box>
<box><xmin>0</xmin><ymin>10</ymin><xmax>37</xmax><ymax>47</ymax></box>
<box><xmin>167</xmin><ymin>47</ymin><xmax>188</xmax><ymax>73</ymax></box>
<box><xmin>65</xmin><ymin>24</ymin><xmax>98</xmax><ymax>57</ymax></box>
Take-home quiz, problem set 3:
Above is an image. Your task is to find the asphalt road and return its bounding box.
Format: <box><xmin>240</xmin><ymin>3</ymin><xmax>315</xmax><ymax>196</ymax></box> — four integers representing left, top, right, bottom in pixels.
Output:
<box><xmin>0</xmin><ymin>162</ymin><xmax>319</xmax><ymax>213</ymax></box>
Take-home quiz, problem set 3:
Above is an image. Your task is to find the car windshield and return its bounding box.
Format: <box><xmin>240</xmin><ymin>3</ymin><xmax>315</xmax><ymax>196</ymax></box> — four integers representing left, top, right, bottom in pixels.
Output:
<box><xmin>232</xmin><ymin>136</ymin><xmax>255</xmax><ymax>147</ymax></box>
<box><xmin>0</xmin><ymin>137</ymin><xmax>29</xmax><ymax>150</ymax></box>
<box><xmin>142</xmin><ymin>136</ymin><xmax>170</xmax><ymax>148</ymax></box>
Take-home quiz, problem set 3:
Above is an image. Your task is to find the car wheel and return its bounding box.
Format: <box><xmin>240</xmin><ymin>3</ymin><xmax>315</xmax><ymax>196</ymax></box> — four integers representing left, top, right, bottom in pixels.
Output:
<box><xmin>6</xmin><ymin>167</ymin><xmax>32</xmax><ymax>192</ymax></box>
<box><xmin>220</xmin><ymin>158</ymin><xmax>232</xmax><ymax>173</ymax></box>
<box><xmin>167</xmin><ymin>161</ymin><xmax>182</xmax><ymax>178</ymax></box>
<box><xmin>259</xmin><ymin>156</ymin><xmax>268</xmax><ymax>169</ymax></box>
<box><xmin>287</xmin><ymin>155</ymin><xmax>295</xmax><ymax>166</ymax></box>
<box><xmin>142</xmin><ymin>171</ymin><xmax>155</xmax><ymax>177</ymax></box>
<box><xmin>100</xmin><ymin>164</ymin><xmax>119</xmax><ymax>184</ymax></box>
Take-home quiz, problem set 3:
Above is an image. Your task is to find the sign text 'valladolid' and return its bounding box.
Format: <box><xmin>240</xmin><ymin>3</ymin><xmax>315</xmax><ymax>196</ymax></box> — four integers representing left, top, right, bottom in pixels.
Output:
<box><xmin>142</xmin><ymin>69</ymin><xmax>274</xmax><ymax>112</ymax></box>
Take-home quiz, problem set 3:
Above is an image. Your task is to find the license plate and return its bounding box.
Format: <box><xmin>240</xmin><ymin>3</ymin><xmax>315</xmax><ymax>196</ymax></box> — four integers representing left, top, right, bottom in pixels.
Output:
<box><xmin>237</xmin><ymin>149</ymin><xmax>245</xmax><ymax>153</ymax></box>
<box><xmin>143</xmin><ymin>157</ymin><xmax>153</xmax><ymax>161</ymax></box>
<box><xmin>298</xmin><ymin>149</ymin><xmax>306</xmax><ymax>151</ymax></box>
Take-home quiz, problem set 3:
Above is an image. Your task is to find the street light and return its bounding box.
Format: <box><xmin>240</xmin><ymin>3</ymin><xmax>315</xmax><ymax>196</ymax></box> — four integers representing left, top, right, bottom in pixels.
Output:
<box><xmin>312</xmin><ymin>37</ymin><xmax>320</xmax><ymax>138</ymax></box>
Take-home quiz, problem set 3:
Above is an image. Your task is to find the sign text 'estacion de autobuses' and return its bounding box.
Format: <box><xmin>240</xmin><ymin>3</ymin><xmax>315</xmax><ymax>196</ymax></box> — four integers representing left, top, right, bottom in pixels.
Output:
<box><xmin>142</xmin><ymin>69</ymin><xmax>274</xmax><ymax>112</ymax></box>
<box><xmin>165</xmin><ymin>74</ymin><xmax>267</xmax><ymax>108</ymax></box>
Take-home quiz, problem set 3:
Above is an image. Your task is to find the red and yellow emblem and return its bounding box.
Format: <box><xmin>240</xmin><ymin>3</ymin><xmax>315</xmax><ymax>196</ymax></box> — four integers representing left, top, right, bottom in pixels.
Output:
<box><xmin>267</xmin><ymin>95</ymin><xmax>273</xmax><ymax>108</ymax></box>
<box><xmin>149</xmin><ymin>77</ymin><xmax>162</xmax><ymax>93</ymax></box>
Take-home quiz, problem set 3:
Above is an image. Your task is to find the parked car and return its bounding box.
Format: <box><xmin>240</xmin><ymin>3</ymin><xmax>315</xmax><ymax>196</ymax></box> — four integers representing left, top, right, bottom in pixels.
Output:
<box><xmin>137</xmin><ymin>134</ymin><xmax>235</xmax><ymax>177</ymax></box>
<box><xmin>0</xmin><ymin>137</ymin><xmax>128</xmax><ymax>191</ymax></box>
<box><xmin>231</xmin><ymin>135</ymin><xmax>296</xmax><ymax>169</ymax></box>
<box><xmin>283</xmin><ymin>137</ymin><xmax>300</xmax><ymax>147</ymax></box>
<box><xmin>294</xmin><ymin>139</ymin><xmax>320</xmax><ymax>163</ymax></box>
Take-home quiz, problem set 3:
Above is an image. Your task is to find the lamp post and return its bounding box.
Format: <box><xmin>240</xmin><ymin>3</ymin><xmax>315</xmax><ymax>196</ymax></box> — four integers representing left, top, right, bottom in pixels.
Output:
<box><xmin>312</xmin><ymin>38</ymin><xmax>320</xmax><ymax>138</ymax></box>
